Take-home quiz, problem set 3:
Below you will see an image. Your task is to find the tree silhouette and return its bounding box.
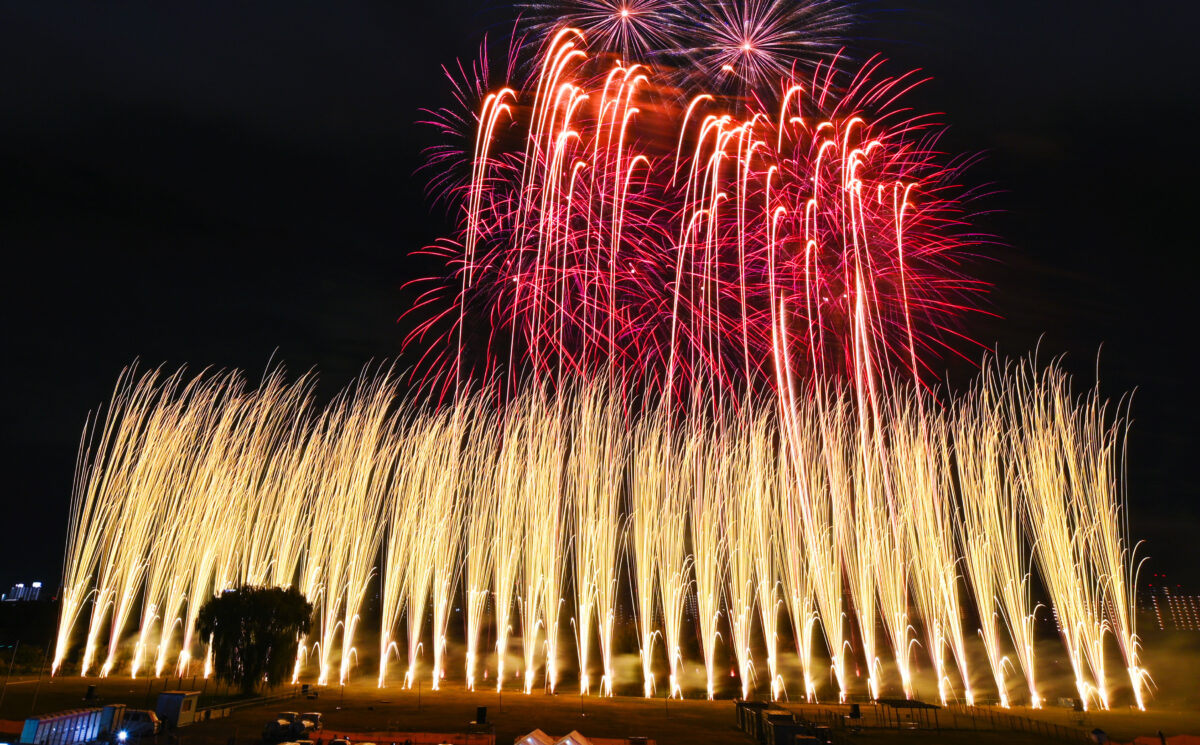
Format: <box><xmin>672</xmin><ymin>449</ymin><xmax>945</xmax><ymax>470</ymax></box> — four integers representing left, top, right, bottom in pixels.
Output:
<box><xmin>197</xmin><ymin>585</ymin><xmax>313</xmax><ymax>695</ymax></box>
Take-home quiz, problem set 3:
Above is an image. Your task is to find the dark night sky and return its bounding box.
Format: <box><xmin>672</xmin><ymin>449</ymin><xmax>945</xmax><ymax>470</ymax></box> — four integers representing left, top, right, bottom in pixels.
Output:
<box><xmin>0</xmin><ymin>1</ymin><xmax>1196</xmax><ymax>591</ymax></box>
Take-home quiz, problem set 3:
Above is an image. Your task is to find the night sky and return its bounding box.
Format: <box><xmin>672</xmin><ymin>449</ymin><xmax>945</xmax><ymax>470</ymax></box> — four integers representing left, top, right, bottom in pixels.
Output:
<box><xmin>1</xmin><ymin>1</ymin><xmax>1196</xmax><ymax>591</ymax></box>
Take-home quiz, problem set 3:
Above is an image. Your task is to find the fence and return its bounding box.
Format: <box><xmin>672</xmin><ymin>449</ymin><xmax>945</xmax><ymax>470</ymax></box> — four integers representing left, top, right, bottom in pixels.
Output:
<box><xmin>788</xmin><ymin>702</ymin><xmax>1092</xmax><ymax>743</ymax></box>
<box><xmin>197</xmin><ymin>685</ymin><xmax>301</xmax><ymax>721</ymax></box>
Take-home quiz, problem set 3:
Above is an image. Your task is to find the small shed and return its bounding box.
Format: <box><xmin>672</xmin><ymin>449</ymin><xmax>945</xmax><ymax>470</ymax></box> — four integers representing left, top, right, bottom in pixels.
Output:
<box><xmin>156</xmin><ymin>691</ymin><xmax>201</xmax><ymax>728</ymax></box>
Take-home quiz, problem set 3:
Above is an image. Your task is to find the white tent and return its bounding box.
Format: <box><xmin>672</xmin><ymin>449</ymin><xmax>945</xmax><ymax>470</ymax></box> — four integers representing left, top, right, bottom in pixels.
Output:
<box><xmin>515</xmin><ymin>729</ymin><xmax>555</xmax><ymax>745</ymax></box>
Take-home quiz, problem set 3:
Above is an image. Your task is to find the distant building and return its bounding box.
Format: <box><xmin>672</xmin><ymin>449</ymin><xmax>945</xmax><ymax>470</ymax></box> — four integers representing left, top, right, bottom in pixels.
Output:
<box><xmin>1147</xmin><ymin>584</ymin><xmax>1200</xmax><ymax>632</ymax></box>
<box><xmin>1048</xmin><ymin>593</ymin><xmax>1156</xmax><ymax>634</ymax></box>
<box><xmin>2</xmin><ymin>581</ymin><xmax>43</xmax><ymax>602</ymax></box>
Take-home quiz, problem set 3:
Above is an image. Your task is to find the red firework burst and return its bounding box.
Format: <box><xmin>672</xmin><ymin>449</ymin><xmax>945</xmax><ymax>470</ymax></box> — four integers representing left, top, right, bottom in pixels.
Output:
<box><xmin>406</xmin><ymin>28</ymin><xmax>986</xmax><ymax>405</ymax></box>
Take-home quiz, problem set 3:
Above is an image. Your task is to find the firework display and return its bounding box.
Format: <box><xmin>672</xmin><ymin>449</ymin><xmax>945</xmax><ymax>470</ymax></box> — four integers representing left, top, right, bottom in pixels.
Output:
<box><xmin>516</xmin><ymin>0</ymin><xmax>851</xmax><ymax>86</ymax></box>
<box><xmin>50</xmin><ymin>0</ymin><xmax>1152</xmax><ymax>718</ymax></box>
<box><xmin>51</xmin><ymin>359</ymin><xmax>1147</xmax><ymax>709</ymax></box>
<box><xmin>413</xmin><ymin>26</ymin><xmax>980</xmax><ymax>404</ymax></box>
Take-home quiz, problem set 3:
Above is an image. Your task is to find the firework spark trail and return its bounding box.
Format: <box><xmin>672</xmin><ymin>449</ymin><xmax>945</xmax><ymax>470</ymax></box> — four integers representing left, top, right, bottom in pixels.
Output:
<box><xmin>375</xmin><ymin>408</ymin><xmax>430</xmax><ymax>689</ymax></box>
<box><xmin>892</xmin><ymin>393</ymin><xmax>974</xmax><ymax>706</ymax></box>
<box><xmin>491</xmin><ymin>405</ymin><xmax>526</xmax><ymax>692</ymax></box>
<box><xmin>928</xmin><ymin>410</ymin><xmax>974</xmax><ymax>707</ymax></box>
<box><xmin>536</xmin><ymin>405</ymin><xmax>569</xmax><ymax>695</ymax></box>
<box><xmin>1037</xmin><ymin>365</ymin><xmax>1142</xmax><ymax>711</ymax></box>
<box><xmin>1063</xmin><ymin>385</ymin><xmax>1146</xmax><ymax>712</ymax></box>
<box><xmin>889</xmin><ymin>401</ymin><xmax>950</xmax><ymax>704</ymax></box>
<box><xmin>399</xmin><ymin>414</ymin><xmax>443</xmax><ymax>689</ymax></box>
<box><xmin>149</xmin><ymin>520</ymin><xmax>194</xmax><ymax>678</ymax></box>
<box><xmin>846</xmin><ymin>420</ymin><xmax>882</xmax><ymax>701</ymax></box>
<box><xmin>657</xmin><ymin>422</ymin><xmax>693</xmax><ymax>699</ymax></box>
<box><xmin>261</xmin><ymin>402</ymin><xmax>321</xmax><ymax>595</ymax></box>
<box><xmin>568</xmin><ymin>383</ymin><xmax>626</xmax><ymax>695</ymax></box>
<box><xmin>463</xmin><ymin>408</ymin><xmax>499</xmax><ymax>692</ymax></box>
<box><xmin>869</xmin><ymin>458</ymin><xmax>913</xmax><ymax>699</ymax></box>
<box><xmin>811</xmin><ymin>391</ymin><xmax>850</xmax><ymax>703</ymax></box>
<box><xmin>568</xmin><ymin>390</ymin><xmax>600</xmax><ymax>697</ymax></box>
<box><xmin>518</xmin><ymin>401</ymin><xmax>548</xmax><ymax>695</ymax></box>
<box><xmin>748</xmin><ymin>412</ymin><xmax>783</xmax><ymax>701</ymax></box>
<box><xmin>1008</xmin><ymin>364</ymin><xmax>1098</xmax><ymax>709</ymax></box>
<box><xmin>55</xmin><ymin>372</ymin><xmax>130</xmax><ymax>676</ymax></box>
<box><xmin>233</xmin><ymin>374</ymin><xmax>322</xmax><ymax>658</ymax></box>
<box><xmin>983</xmin><ymin>375</ymin><xmax>1042</xmax><ymax>708</ymax></box>
<box><xmin>974</xmin><ymin>362</ymin><xmax>1038</xmax><ymax>708</ymax></box>
<box><xmin>723</xmin><ymin>413</ymin><xmax>763</xmax><ymax>701</ymax></box>
<box><xmin>690</xmin><ymin>421</ymin><xmax>726</xmax><ymax>700</ymax></box>
<box><xmin>592</xmin><ymin>435</ymin><xmax>624</xmax><ymax>699</ymax></box>
<box><xmin>630</xmin><ymin>411</ymin><xmax>666</xmax><ymax>698</ymax></box>
<box><xmin>102</xmin><ymin>372</ymin><xmax>200</xmax><ymax>679</ymax></box>
<box><xmin>378</xmin><ymin>424</ymin><xmax>413</xmax><ymax>688</ymax></box>
<box><xmin>150</xmin><ymin>476</ymin><xmax>218</xmax><ymax>678</ymax></box>
<box><xmin>130</xmin><ymin>387</ymin><xmax>200</xmax><ymax>679</ymax></box>
<box><xmin>337</xmin><ymin>390</ymin><xmax>394</xmax><ymax>686</ymax></box>
<box><xmin>196</xmin><ymin>387</ymin><xmax>258</xmax><ymax>680</ymax></box>
<box><xmin>883</xmin><ymin>396</ymin><xmax>928</xmax><ymax>699</ymax></box>
<box><xmin>308</xmin><ymin>384</ymin><xmax>391</xmax><ymax>688</ymax></box>
<box><xmin>793</xmin><ymin>386</ymin><xmax>849</xmax><ymax>703</ymax></box>
<box><xmin>180</xmin><ymin>444</ymin><xmax>238</xmax><ymax>679</ymax></box>
<box><xmin>954</xmin><ymin>380</ymin><xmax>1016</xmax><ymax>707</ymax></box>
<box><xmin>822</xmin><ymin>397</ymin><xmax>863</xmax><ymax>699</ymax></box>
<box><xmin>138</xmin><ymin>381</ymin><xmax>235</xmax><ymax>678</ymax></box>
<box><xmin>79</xmin><ymin>371</ymin><xmax>169</xmax><ymax>677</ymax></box>
<box><xmin>516</xmin><ymin>396</ymin><xmax>565</xmax><ymax>694</ymax></box>
<box><xmin>1072</xmin><ymin>388</ymin><xmax>1149</xmax><ymax>710</ymax></box>
<box><xmin>311</xmin><ymin>415</ymin><xmax>352</xmax><ymax>687</ymax></box>
<box><xmin>775</xmin><ymin>430</ymin><xmax>818</xmax><ymax>702</ymax></box>
<box><xmin>428</xmin><ymin>413</ymin><xmax>466</xmax><ymax>690</ymax></box>
<box><xmin>233</xmin><ymin>371</ymin><xmax>310</xmax><ymax>589</ymax></box>
<box><xmin>1059</xmin><ymin>403</ymin><xmax>1111</xmax><ymax>711</ymax></box>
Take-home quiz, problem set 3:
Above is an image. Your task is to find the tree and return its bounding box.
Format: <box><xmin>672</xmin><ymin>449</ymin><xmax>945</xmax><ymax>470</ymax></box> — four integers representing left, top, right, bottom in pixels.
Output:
<box><xmin>197</xmin><ymin>585</ymin><xmax>313</xmax><ymax>695</ymax></box>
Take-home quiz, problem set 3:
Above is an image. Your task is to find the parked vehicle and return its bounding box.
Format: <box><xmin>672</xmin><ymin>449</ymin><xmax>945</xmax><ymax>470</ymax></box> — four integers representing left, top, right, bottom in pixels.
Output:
<box><xmin>263</xmin><ymin>717</ymin><xmax>300</xmax><ymax>742</ymax></box>
<box><xmin>264</xmin><ymin>711</ymin><xmax>326</xmax><ymax>743</ymax></box>
<box><xmin>299</xmin><ymin>713</ymin><xmax>323</xmax><ymax>731</ymax></box>
<box><xmin>123</xmin><ymin>710</ymin><xmax>162</xmax><ymax>737</ymax></box>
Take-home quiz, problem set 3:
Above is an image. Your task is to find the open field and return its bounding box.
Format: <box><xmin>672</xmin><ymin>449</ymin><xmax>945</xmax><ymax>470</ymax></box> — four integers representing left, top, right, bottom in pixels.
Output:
<box><xmin>3</xmin><ymin>630</ymin><xmax>1197</xmax><ymax>744</ymax></box>
<box><xmin>2</xmin><ymin>675</ymin><xmax>1198</xmax><ymax>745</ymax></box>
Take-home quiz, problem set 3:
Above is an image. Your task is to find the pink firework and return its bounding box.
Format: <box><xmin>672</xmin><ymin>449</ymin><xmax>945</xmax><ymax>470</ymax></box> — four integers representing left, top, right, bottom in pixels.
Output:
<box><xmin>406</xmin><ymin>29</ymin><xmax>985</xmax><ymax>405</ymax></box>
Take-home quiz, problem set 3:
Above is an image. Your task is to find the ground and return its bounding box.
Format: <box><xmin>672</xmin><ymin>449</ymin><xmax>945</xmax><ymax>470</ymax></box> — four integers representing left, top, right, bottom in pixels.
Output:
<box><xmin>2</xmin><ymin>675</ymin><xmax>1198</xmax><ymax>745</ymax></box>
